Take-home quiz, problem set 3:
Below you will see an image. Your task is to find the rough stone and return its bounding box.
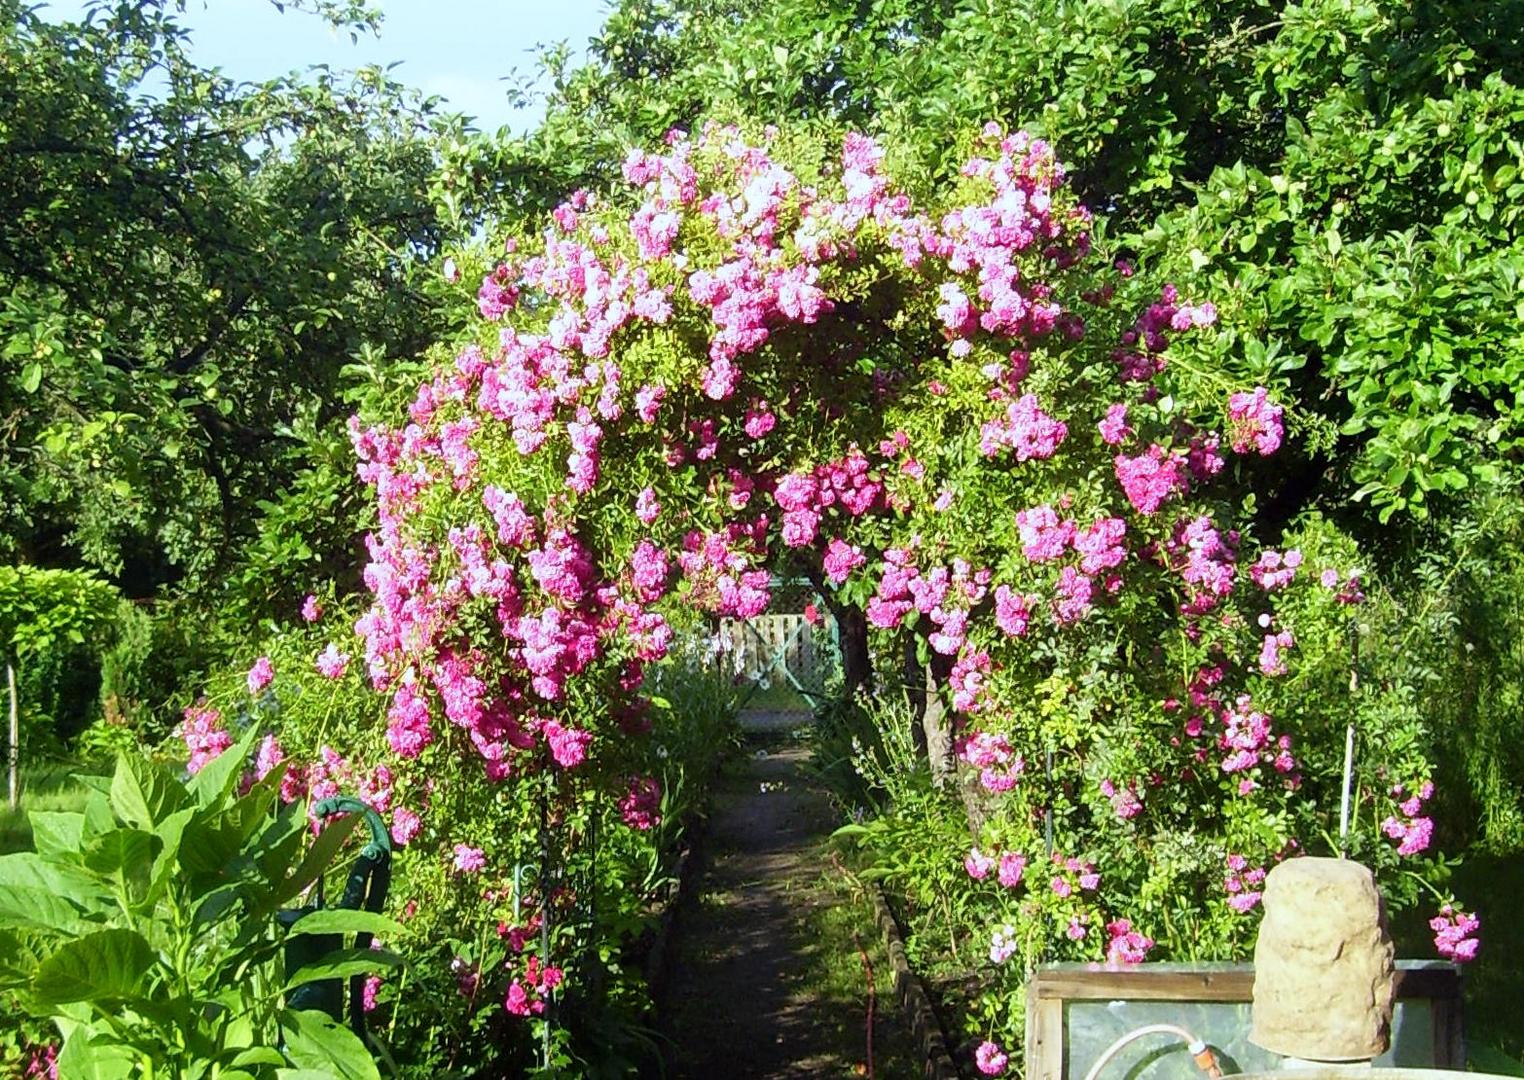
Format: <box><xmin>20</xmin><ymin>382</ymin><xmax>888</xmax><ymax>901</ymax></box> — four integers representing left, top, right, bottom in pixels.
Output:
<box><xmin>1250</xmin><ymin>857</ymin><xmax>1395</xmax><ymax>1062</ymax></box>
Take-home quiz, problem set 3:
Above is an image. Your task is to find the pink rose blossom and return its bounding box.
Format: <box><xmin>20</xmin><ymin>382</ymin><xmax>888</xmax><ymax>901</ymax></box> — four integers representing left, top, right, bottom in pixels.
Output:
<box><xmin>246</xmin><ymin>656</ymin><xmax>274</xmax><ymax>695</ymax></box>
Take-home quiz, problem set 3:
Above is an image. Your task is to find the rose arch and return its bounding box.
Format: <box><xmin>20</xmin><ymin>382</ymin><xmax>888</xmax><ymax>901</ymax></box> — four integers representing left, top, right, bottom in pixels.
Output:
<box><xmin>185</xmin><ymin>120</ymin><xmax>1457</xmax><ymax>1072</ymax></box>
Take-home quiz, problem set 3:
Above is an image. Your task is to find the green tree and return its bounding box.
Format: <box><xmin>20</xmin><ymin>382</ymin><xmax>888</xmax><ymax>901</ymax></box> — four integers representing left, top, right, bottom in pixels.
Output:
<box><xmin>0</xmin><ymin>0</ymin><xmax>454</xmax><ymax>599</ymax></box>
<box><xmin>0</xmin><ymin>567</ymin><xmax>117</xmax><ymax>808</ymax></box>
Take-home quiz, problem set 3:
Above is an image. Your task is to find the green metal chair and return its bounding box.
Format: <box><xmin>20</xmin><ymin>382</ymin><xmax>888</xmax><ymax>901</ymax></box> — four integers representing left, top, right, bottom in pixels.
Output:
<box><xmin>278</xmin><ymin>796</ymin><xmax>393</xmax><ymax>1040</ymax></box>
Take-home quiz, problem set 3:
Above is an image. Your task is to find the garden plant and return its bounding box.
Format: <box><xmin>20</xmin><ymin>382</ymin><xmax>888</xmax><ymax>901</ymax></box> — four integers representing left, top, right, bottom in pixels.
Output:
<box><xmin>4</xmin><ymin>0</ymin><xmax>1523</xmax><ymax>1077</ymax></box>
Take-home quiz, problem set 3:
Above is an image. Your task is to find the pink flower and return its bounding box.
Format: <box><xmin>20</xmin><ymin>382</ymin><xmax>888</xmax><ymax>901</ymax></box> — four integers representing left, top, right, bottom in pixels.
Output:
<box><xmin>301</xmin><ymin>594</ymin><xmax>323</xmax><ymax>622</ymax></box>
<box><xmin>1114</xmin><ymin>446</ymin><xmax>1187</xmax><ymax>515</ymax></box>
<box><xmin>635</xmin><ymin>487</ymin><xmax>661</xmax><ymax>524</ymax></box>
<box><xmin>1053</xmin><ymin>566</ymin><xmax>1094</xmax><ymax>623</ymax></box>
<box><xmin>253</xmin><ymin>734</ymin><xmax>285</xmax><ymax>782</ymax></box>
<box><xmin>504</xmin><ymin>980</ymin><xmax>537</xmax><ymax>1016</ymax></box>
<box><xmin>386</xmin><ymin>683</ymin><xmax>434</xmax><ymax>759</ymax></box>
<box><xmin>993</xmin><ymin>585</ymin><xmax>1034</xmax><ymax>637</ymax></box>
<box><xmin>822</xmin><ymin>538</ymin><xmax>867</xmax><ymax>584</ymax></box>
<box><xmin>988</xmin><ymin>924</ymin><xmax>1018</xmax><ymax>964</ymax></box>
<box><xmin>1258</xmin><ymin>630</ymin><xmax>1294</xmax><ymax>677</ymax></box>
<box><xmin>1430</xmin><ymin>905</ymin><xmax>1480</xmax><ymax>962</ymax></box>
<box><xmin>1015</xmin><ymin>504</ymin><xmax>1073</xmax><ymax>562</ymax></box>
<box><xmin>362</xmin><ymin>975</ymin><xmax>382</xmax><ymax>1012</ymax></box>
<box><xmin>315</xmin><ymin>643</ymin><xmax>350</xmax><ymax>680</ymax></box>
<box><xmin>620</xmin><ymin>776</ymin><xmax>663</xmax><ymax>830</ymax></box>
<box><xmin>1106</xmin><ymin>918</ymin><xmax>1154</xmax><ymax>965</ymax></box>
<box><xmin>246</xmin><ymin>656</ymin><xmax>274</xmax><ymax>695</ymax></box>
<box><xmin>177</xmin><ymin>701</ymin><xmax>230</xmax><ymax>775</ymax></box>
<box><xmin>1098</xmin><ymin>403</ymin><xmax>1131</xmax><ymax>445</ymax></box>
<box><xmin>544</xmin><ymin>720</ymin><xmax>592</xmax><ymax>769</ymax></box>
<box><xmin>635</xmin><ymin>384</ymin><xmax>666</xmax><ymax>423</ymax></box>
<box><xmin>453</xmin><ymin>844</ymin><xmax>486</xmax><ymax>873</ymax></box>
<box><xmin>997</xmin><ymin>852</ymin><xmax>1027</xmax><ymax>888</ymax></box>
<box><xmin>1228</xmin><ymin>387</ymin><xmax>1284</xmax><ymax>456</ymax></box>
<box><xmin>391</xmin><ymin>807</ymin><xmax>422</xmax><ymax>846</ymax></box>
<box><xmin>964</xmin><ymin>848</ymin><xmax>995</xmax><ymax>880</ymax></box>
<box><xmin>975</xmin><ymin>1040</ymin><xmax>1009</xmax><ymax>1076</ymax></box>
<box><xmin>744</xmin><ymin>403</ymin><xmax>776</xmax><ymax>439</ymax></box>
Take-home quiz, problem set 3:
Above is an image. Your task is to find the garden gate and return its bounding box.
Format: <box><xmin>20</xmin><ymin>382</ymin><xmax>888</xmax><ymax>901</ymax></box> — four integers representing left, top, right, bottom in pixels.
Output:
<box><xmin>716</xmin><ymin>577</ymin><xmax>840</xmax><ymax>707</ymax></box>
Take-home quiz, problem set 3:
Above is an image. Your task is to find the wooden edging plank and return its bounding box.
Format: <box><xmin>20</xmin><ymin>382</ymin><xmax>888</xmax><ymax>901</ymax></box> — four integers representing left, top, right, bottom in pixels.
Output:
<box><xmin>869</xmin><ymin>883</ymin><xmax>964</xmax><ymax>1080</ymax></box>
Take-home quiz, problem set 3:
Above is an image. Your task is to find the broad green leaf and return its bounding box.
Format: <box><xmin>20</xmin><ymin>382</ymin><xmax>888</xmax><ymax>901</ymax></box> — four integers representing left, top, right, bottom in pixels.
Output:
<box><xmin>280</xmin><ymin>1008</ymin><xmax>380</xmax><ymax>1080</ymax></box>
<box><xmin>109</xmin><ymin>754</ymin><xmax>187</xmax><ymax>831</ymax></box>
<box><xmin>73</xmin><ymin>775</ymin><xmax>112</xmax><ymax>796</ymax></box>
<box><xmin>0</xmin><ymin>885</ymin><xmax>95</xmax><ymax>935</ymax></box>
<box><xmin>20</xmin><ymin>362</ymin><xmax>42</xmax><ymax>393</ymax></box>
<box><xmin>82</xmin><ymin>829</ymin><xmax>160</xmax><ymax>900</ymax></box>
<box><xmin>148</xmin><ymin>806</ymin><xmax>196</xmax><ymax>901</ymax></box>
<box><xmin>80</xmin><ymin>791</ymin><xmax>115</xmax><ymax>841</ymax></box>
<box><xmin>272</xmin><ymin>812</ymin><xmax>362</xmax><ymax>907</ymax></box>
<box><xmin>0</xmin><ymin>853</ymin><xmax>107</xmax><ymax>901</ymax></box>
<box><xmin>283</xmin><ymin>909</ymin><xmax>403</xmax><ymax>940</ymax></box>
<box><xmin>179</xmin><ymin>814</ymin><xmax>249</xmax><ymax>881</ymax></box>
<box><xmin>32</xmin><ymin>928</ymin><xmax>155</xmax><ymax>1004</ymax></box>
<box><xmin>28</xmin><ymin>811</ymin><xmax>85</xmax><ymax>860</ymax></box>
<box><xmin>55</xmin><ymin>1026</ymin><xmax>136</xmax><ymax>1080</ymax></box>
<box><xmin>229</xmin><ymin>1047</ymin><xmax>288</xmax><ymax>1069</ymax></box>
<box><xmin>284</xmin><ymin>946</ymin><xmax>402</xmax><ymax>990</ymax></box>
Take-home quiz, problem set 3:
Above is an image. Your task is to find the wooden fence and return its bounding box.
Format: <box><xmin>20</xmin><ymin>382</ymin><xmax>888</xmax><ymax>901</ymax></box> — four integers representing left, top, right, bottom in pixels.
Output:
<box><xmin>716</xmin><ymin>613</ymin><xmax>831</xmax><ymax>692</ymax></box>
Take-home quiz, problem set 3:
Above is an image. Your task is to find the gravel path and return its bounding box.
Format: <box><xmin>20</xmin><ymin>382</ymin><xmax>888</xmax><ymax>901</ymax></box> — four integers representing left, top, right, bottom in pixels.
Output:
<box><xmin>657</xmin><ymin>711</ymin><xmax>913</xmax><ymax>1078</ymax></box>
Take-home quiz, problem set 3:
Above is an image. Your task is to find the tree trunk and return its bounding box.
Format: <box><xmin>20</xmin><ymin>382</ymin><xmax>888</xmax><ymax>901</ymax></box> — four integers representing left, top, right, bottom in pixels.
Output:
<box><xmin>915</xmin><ymin>650</ymin><xmax>993</xmax><ymax>834</ymax></box>
<box><xmin>834</xmin><ymin>605</ymin><xmax>872</xmax><ymax>702</ymax></box>
<box><xmin>904</xmin><ymin>636</ymin><xmax>927</xmax><ymax>757</ymax></box>
<box><xmin>920</xmin><ymin>655</ymin><xmax>956</xmax><ymax>789</ymax></box>
<box><xmin>7</xmin><ymin>658</ymin><xmax>17</xmax><ymax>812</ymax></box>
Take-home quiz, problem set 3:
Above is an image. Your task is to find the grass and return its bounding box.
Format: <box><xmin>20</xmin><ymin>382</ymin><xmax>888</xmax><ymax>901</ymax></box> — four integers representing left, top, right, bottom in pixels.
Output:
<box><xmin>802</xmin><ymin>861</ymin><xmax>921</xmax><ymax>1079</ymax></box>
<box><xmin>738</xmin><ymin>679</ymin><xmax>814</xmax><ymax>714</ymax></box>
<box><xmin>0</xmin><ymin>761</ymin><xmax>98</xmax><ymax>854</ymax></box>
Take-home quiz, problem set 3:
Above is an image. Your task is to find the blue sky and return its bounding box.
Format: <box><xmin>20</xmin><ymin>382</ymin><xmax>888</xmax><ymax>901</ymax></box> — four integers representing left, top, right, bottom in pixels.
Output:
<box><xmin>43</xmin><ymin>0</ymin><xmax>615</xmax><ymax>133</ymax></box>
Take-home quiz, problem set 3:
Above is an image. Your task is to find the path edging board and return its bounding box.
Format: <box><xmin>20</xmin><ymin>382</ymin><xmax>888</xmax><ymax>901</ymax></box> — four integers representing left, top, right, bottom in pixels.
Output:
<box><xmin>869</xmin><ymin>882</ymin><xmax>964</xmax><ymax>1080</ymax></box>
<box><xmin>643</xmin><ymin>810</ymin><xmax>707</xmax><ymax>1000</ymax></box>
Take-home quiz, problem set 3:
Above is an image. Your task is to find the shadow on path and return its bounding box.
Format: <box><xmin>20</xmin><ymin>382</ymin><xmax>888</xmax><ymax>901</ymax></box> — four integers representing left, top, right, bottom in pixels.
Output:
<box><xmin>657</xmin><ymin>710</ymin><xmax>915</xmax><ymax>1079</ymax></box>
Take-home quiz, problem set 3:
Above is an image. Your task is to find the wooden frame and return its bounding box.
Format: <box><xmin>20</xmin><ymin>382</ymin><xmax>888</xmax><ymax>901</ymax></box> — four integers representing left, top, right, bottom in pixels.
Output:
<box><xmin>1024</xmin><ymin>962</ymin><xmax>1464</xmax><ymax>1080</ymax></box>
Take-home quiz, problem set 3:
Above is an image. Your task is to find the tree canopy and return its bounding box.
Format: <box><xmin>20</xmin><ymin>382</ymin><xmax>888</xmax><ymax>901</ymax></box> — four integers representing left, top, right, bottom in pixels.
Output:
<box><xmin>0</xmin><ymin>0</ymin><xmax>450</xmax><ymax>597</ymax></box>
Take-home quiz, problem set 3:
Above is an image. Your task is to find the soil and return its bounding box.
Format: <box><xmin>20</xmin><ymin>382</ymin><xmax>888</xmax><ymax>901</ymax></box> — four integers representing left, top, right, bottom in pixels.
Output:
<box><xmin>656</xmin><ymin>710</ymin><xmax>916</xmax><ymax>1079</ymax></box>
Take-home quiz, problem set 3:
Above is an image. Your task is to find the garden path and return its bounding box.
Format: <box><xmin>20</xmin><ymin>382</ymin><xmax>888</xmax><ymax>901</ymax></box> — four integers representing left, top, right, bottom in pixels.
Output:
<box><xmin>657</xmin><ymin>709</ymin><xmax>915</xmax><ymax>1078</ymax></box>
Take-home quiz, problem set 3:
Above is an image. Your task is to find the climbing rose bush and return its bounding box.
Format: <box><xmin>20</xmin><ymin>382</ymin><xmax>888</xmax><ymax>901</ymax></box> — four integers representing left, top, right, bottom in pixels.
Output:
<box><xmin>177</xmin><ymin>120</ymin><xmax>1463</xmax><ymax>1075</ymax></box>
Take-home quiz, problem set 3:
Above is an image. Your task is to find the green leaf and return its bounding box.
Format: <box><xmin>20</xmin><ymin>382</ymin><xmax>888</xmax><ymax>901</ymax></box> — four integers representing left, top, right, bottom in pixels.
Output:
<box><xmin>280</xmin><ymin>1008</ymin><xmax>381</xmax><ymax>1080</ymax></box>
<box><xmin>0</xmin><ymin>852</ymin><xmax>106</xmax><ymax>900</ymax></box>
<box><xmin>81</xmin><ymin>828</ymin><xmax>160</xmax><ymax>895</ymax></box>
<box><xmin>149</xmin><ymin>806</ymin><xmax>196</xmax><ymax>899</ymax></box>
<box><xmin>229</xmin><ymin>1047</ymin><xmax>288</xmax><ymax>1069</ymax></box>
<box><xmin>110</xmin><ymin>754</ymin><xmax>187</xmax><ymax>831</ymax></box>
<box><xmin>29</xmin><ymin>811</ymin><xmax>85</xmax><ymax>860</ymax></box>
<box><xmin>283</xmin><ymin>909</ymin><xmax>403</xmax><ymax>940</ymax></box>
<box><xmin>55</xmin><ymin>1026</ymin><xmax>136</xmax><ymax>1080</ymax></box>
<box><xmin>20</xmin><ymin>362</ymin><xmax>42</xmax><ymax>393</ymax></box>
<box><xmin>272</xmin><ymin>812</ymin><xmax>362</xmax><ymax>907</ymax></box>
<box><xmin>32</xmin><ymin>928</ymin><xmax>155</xmax><ymax>1004</ymax></box>
<box><xmin>0</xmin><ymin>885</ymin><xmax>94</xmax><ymax>935</ymax></box>
<box><xmin>285</xmin><ymin>946</ymin><xmax>402</xmax><ymax>990</ymax></box>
